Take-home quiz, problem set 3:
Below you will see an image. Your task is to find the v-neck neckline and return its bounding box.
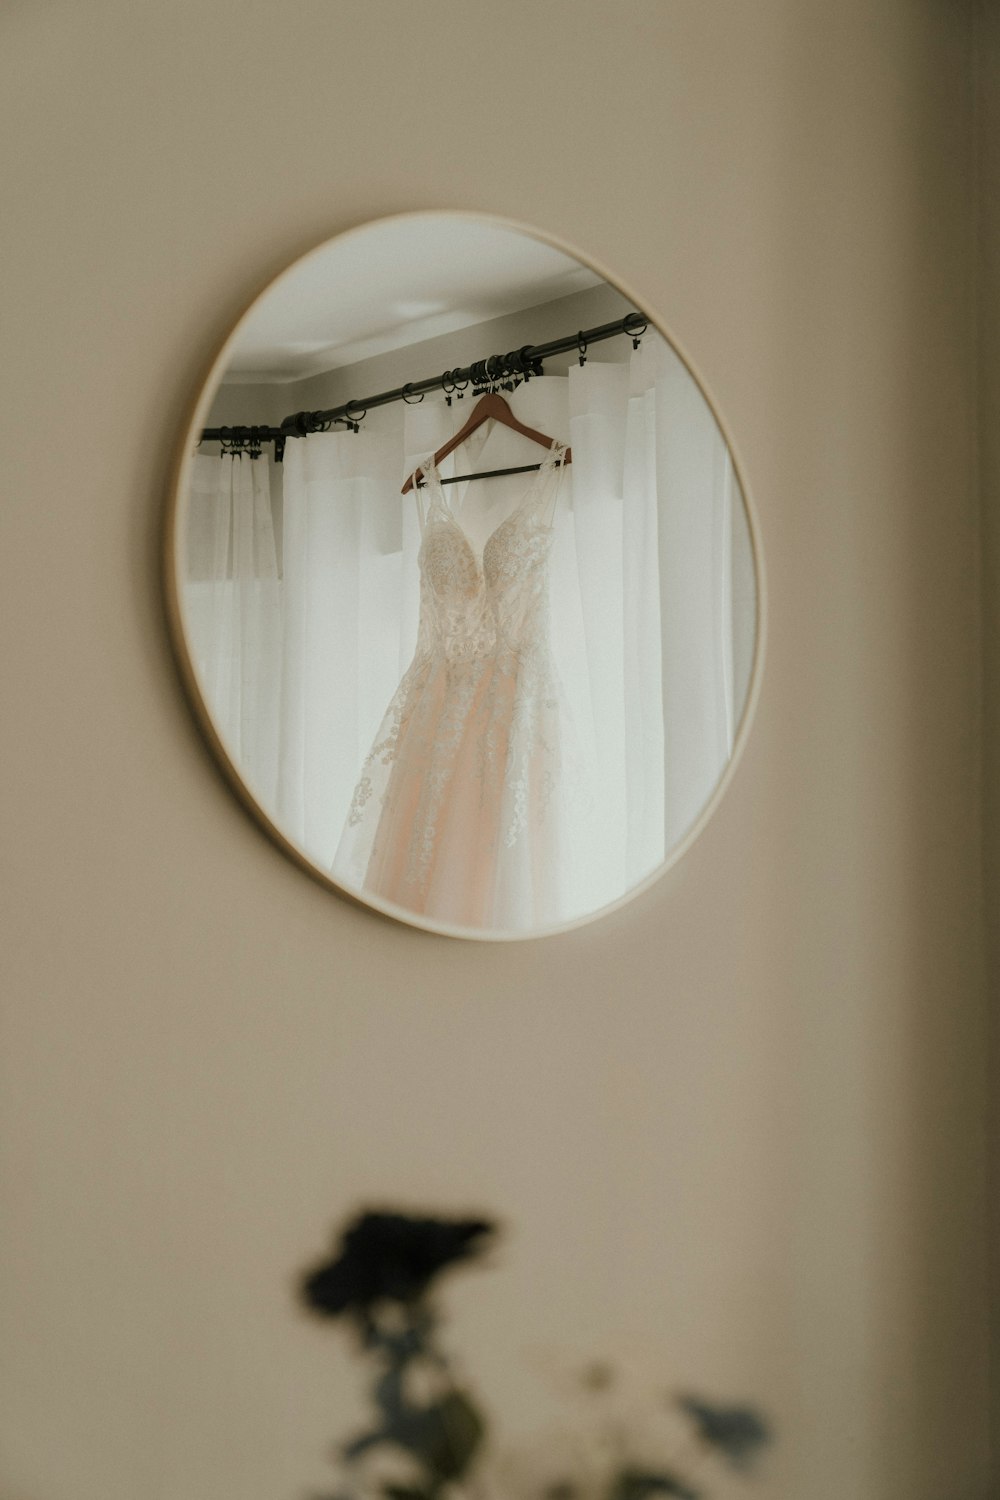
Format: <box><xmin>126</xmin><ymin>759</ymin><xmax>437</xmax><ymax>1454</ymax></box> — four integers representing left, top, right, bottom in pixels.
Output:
<box><xmin>419</xmin><ymin>440</ymin><xmax>566</xmax><ymax>562</ymax></box>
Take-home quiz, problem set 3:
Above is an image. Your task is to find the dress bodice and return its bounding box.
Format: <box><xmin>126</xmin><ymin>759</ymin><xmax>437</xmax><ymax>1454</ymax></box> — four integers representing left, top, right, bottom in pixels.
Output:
<box><xmin>413</xmin><ymin>441</ymin><xmax>567</xmax><ymax>664</ymax></box>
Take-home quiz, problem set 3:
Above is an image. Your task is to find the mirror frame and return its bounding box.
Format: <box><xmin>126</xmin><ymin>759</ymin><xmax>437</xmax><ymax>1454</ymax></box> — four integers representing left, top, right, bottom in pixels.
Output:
<box><xmin>163</xmin><ymin>209</ymin><xmax>767</xmax><ymax>940</ymax></box>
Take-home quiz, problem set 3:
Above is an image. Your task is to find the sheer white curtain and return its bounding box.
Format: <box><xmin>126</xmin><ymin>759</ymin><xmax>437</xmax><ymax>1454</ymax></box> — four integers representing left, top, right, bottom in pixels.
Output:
<box><xmin>275</xmin><ymin>430</ymin><xmax>403</xmax><ymax>866</ymax></box>
<box><xmin>558</xmin><ymin>335</ymin><xmax>749</xmax><ymax>912</ymax></box>
<box><xmin>183</xmin><ymin>335</ymin><xmax>751</xmax><ymax>921</ymax></box>
<box><xmin>182</xmin><ymin>452</ymin><xmax>282</xmax><ymax>806</ymax></box>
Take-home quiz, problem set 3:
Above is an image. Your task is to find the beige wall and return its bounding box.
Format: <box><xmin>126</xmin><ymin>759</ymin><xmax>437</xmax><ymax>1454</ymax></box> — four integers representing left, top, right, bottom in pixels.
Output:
<box><xmin>0</xmin><ymin>4</ymin><xmax>991</xmax><ymax>1499</ymax></box>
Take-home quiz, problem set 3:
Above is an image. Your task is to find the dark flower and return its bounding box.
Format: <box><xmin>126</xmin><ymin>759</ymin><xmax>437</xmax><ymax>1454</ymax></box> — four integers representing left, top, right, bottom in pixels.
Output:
<box><xmin>677</xmin><ymin>1396</ymin><xmax>771</xmax><ymax>1472</ymax></box>
<box><xmin>301</xmin><ymin>1211</ymin><xmax>495</xmax><ymax>1319</ymax></box>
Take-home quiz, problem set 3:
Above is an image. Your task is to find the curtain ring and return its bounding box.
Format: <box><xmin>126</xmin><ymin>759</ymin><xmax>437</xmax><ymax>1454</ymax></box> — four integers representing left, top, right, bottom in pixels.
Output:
<box><xmin>401</xmin><ymin>383</ymin><xmax>424</xmax><ymax>405</ymax></box>
<box><xmin>577</xmin><ymin>332</ymin><xmax>588</xmax><ymax>366</ymax></box>
<box><xmin>344</xmin><ymin>401</ymin><xmax>366</xmax><ymax>432</ymax></box>
<box><xmin>626</xmin><ymin>313</ymin><xmax>648</xmax><ymax>350</ymax></box>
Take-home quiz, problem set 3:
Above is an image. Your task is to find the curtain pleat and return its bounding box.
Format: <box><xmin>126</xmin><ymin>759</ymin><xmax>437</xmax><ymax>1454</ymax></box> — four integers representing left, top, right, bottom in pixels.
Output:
<box><xmin>182</xmin><ymin>453</ymin><xmax>281</xmax><ymax>807</ymax></box>
<box><xmin>651</xmin><ymin>338</ymin><xmax>739</xmax><ymax>850</ymax></box>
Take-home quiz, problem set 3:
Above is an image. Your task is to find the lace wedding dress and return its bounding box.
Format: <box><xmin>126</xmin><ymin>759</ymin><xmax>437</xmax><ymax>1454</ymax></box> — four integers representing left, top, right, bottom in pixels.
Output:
<box><xmin>334</xmin><ymin>440</ymin><xmax>578</xmax><ymax>930</ymax></box>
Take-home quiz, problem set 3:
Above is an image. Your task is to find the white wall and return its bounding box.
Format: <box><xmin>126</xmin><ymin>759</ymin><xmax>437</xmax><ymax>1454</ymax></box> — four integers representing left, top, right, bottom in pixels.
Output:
<box><xmin>0</xmin><ymin>4</ymin><xmax>991</xmax><ymax>1499</ymax></box>
<box><xmin>287</xmin><ymin>281</ymin><xmax>637</xmax><ymax>410</ymax></box>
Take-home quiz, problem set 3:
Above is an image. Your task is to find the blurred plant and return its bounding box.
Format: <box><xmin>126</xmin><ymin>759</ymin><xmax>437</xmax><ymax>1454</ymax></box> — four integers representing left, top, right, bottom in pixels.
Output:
<box><xmin>298</xmin><ymin>1211</ymin><xmax>772</xmax><ymax>1500</ymax></box>
<box><xmin>499</xmin><ymin>1361</ymin><xmax>772</xmax><ymax>1500</ymax></box>
<box><xmin>676</xmin><ymin>1396</ymin><xmax>771</xmax><ymax>1475</ymax></box>
<box><xmin>300</xmin><ymin>1210</ymin><xmax>495</xmax><ymax>1500</ymax></box>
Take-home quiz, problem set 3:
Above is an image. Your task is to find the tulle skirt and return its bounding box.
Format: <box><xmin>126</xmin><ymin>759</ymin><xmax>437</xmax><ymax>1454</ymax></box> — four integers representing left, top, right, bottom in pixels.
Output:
<box><xmin>334</xmin><ymin>648</ymin><xmax>575</xmax><ymax>931</ymax></box>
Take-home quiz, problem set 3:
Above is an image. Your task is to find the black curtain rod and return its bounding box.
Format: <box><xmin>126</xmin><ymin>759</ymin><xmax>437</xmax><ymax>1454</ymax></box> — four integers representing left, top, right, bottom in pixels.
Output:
<box><xmin>201</xmin><ymin>310</ymin><xmax>648</xmax><ymax>458</ymax></box>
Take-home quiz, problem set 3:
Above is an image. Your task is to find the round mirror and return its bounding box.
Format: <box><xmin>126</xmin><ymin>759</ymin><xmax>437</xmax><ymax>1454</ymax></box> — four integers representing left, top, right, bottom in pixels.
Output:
<box><xmin>167</xmin><ymin>212</ymin><xmax>761</xmax><ymax>939</ymax></box>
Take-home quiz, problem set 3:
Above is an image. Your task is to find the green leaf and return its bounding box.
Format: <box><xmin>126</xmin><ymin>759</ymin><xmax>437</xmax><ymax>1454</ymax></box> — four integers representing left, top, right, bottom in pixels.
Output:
<box><xmin>344</xmin><ymin>1388</ymin><xmax>485</xmax><ymax>1482</ymax></box>
<box><xmin>418</xmin><ymin>1390</ymin><xmax>485</xmax><ymax>1482</ymax></box>
<box><xmin>609</xmin><ymin>1469</ymin><xmax>700</xmax><ymax>1500</ymax></box>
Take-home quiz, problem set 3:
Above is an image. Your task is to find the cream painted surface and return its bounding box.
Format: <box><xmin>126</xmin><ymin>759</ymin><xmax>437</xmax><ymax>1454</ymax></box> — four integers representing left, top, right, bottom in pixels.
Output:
<box><xmin>0</xmin><ymin>4</ymin><xmax>990</xmax><ymax>1499</ymax></box>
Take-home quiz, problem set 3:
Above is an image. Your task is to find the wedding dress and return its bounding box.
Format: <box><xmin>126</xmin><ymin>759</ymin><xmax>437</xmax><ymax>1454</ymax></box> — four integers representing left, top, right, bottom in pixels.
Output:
<box><xmin>333</xmin><ymin>439</ymin><xmax>578</xmax><ymax>930</ymax></box>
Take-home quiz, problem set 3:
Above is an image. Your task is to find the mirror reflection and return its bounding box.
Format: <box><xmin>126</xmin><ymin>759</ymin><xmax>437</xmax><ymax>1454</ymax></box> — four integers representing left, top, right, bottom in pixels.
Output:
<box><xmin>172</xmin><ymin>213</ymin><xmax>758</xmax><ymax>937</ymax></box>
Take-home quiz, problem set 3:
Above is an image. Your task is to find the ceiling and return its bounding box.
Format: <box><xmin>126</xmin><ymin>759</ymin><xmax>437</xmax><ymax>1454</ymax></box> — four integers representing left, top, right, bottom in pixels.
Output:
<box><xmin>224</xmin><ymin>215</ymin><xmax>605</xmax><ymax>383</ymax></box>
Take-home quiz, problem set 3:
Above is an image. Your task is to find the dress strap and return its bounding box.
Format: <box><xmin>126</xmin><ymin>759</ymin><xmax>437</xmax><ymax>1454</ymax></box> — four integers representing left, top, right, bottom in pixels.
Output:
<box><xmin>412</xmin><ymin>451</ymin><xmax>443</xmax><ymax>531</ymax></box>
<box><xmin>535</xmin><ymin>439</ymin><xmax>568</xmax><ymax>527</ymax></box>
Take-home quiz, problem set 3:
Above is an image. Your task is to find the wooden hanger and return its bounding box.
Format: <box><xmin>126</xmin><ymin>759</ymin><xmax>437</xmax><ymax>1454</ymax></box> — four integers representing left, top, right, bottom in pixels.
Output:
<box><xmin>401</xmin><ymin>393</ymin><xmax>572</xmax><ymax>494</ymax></box>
